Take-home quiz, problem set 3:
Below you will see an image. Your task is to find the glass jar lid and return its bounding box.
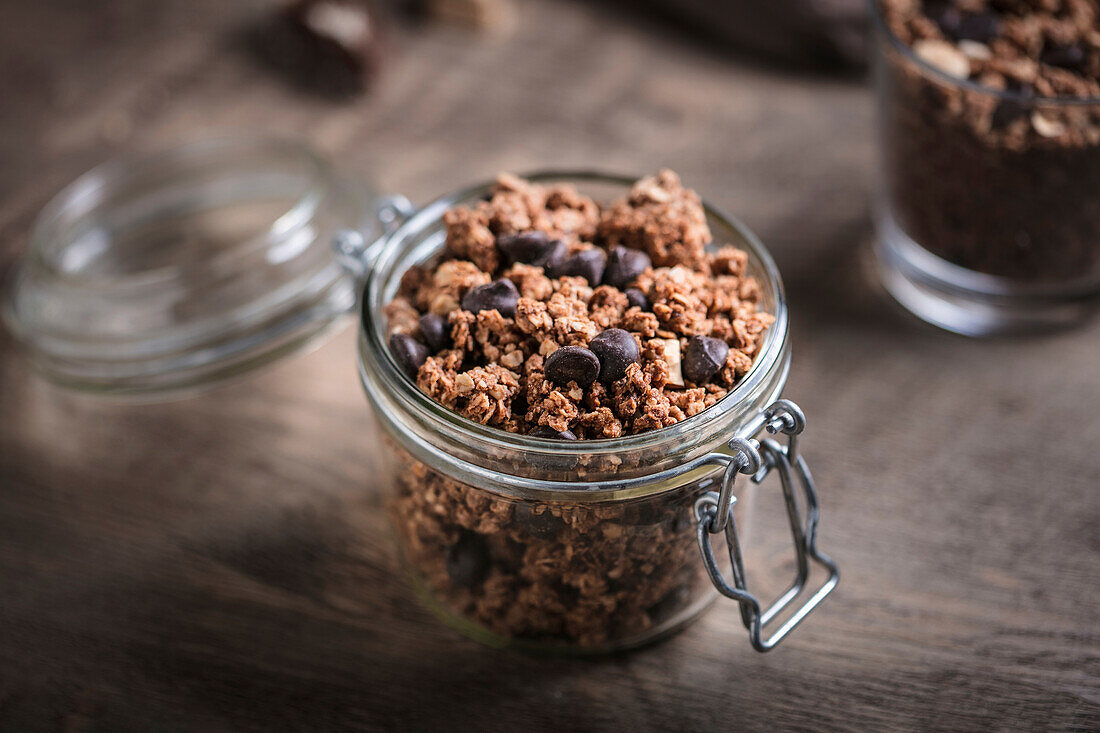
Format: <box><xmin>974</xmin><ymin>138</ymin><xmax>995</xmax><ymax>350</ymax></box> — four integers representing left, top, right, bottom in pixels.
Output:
<box><xmin>3</xmin><ymin>138</ymin><xmax>386</xmax><ymax>398</ymax></box>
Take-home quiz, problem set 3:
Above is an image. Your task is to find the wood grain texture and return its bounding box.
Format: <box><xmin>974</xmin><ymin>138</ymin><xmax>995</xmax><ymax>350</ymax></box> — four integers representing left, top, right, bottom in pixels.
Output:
<box><xmin>1</xmin><ymin>1</ymin><xmax>1098</xmax><ymax>731</ymax></box>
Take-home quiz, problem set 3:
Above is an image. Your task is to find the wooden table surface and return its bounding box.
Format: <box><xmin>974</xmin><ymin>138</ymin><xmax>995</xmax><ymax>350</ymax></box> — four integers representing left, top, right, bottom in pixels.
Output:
<box><xmin>1</xmin><ymin>1</ymin><xmax>1098</xmax><ymax>731</ymax></box>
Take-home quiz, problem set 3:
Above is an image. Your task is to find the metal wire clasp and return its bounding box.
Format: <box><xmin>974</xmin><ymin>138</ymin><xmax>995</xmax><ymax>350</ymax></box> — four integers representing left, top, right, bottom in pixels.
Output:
<box><xmin>333</xmin><ymin>194</ymin><xmax>417</xmax><ymax>281</ymax></box>
<box><xmin>692</xmin><ymin>399</ymin><xmax>839</xmax><ymax>652</ymax></box>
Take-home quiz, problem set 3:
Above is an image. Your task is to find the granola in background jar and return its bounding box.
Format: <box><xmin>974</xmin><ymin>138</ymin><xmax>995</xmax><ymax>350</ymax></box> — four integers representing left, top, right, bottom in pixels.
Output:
<box><xmin>872</xmin><ymin>0</ymin><xmax>1100</xmax><ymax>335</ymax></box>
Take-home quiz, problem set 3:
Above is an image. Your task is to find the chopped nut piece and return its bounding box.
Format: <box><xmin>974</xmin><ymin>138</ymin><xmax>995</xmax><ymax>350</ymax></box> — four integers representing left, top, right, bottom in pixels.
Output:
<box><xmin>913</xmin><ymin>39</ymin><xmax>971</xmax><ymax>79</ymax></box>
<box><xmin>1031</xmin><ymin>112</ymin><xmax>1066</xmax><ymax>138</ymax></box>
<box><xmin>957</xmin><ymin>40</ymin><xmax>992</xmax><ymax>61</ymax></box>
<box><xmin>455</xmin><ymin>372</ymin><xmax>476</xmax><ymax>394</ymax></box>
<box><xmin>659</xmin><ymin>338</ymin><xmax>684</xmax><ymax>387</ymax></box>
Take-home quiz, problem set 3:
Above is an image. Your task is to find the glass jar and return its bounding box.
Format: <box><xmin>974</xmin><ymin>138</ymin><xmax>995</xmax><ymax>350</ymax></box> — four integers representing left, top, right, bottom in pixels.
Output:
<box><xmin>870</xmin><ymin>1</ymin><xmax>1100</xmax><ymax>336</ymax></box>
<box><xmin>4</xmin><ymin>143</ymin><xmax>838</xmax><ymax>653</ymax></box>
<box><xmin>355</xmin><ymin>173</ymin><xmax>837</xmax><ymax>653</ymax></box>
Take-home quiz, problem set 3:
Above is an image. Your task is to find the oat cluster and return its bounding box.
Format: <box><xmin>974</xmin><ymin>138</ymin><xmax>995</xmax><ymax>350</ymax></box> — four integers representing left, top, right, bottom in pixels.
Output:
<box><xmin>384</xmin><ymin>170</ymin><xmax>774</xmax><ymax>439</ymax></box>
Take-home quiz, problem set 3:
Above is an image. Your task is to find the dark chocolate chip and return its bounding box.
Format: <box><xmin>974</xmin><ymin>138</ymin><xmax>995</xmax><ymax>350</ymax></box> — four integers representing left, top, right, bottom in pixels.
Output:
<box><xmin>589</xmin><ymin>328</ymin><xmax>640</xmax><ymax>385</ymax></box>
<box><xmin>461</xmin><ymin>279</ymin><xmax>519</xmax><ymax>318</ymax></box>
<box><xmin>955</xmin><ymin>12</ymin><xmax>999</xmax><ymax>43</ymax></box>
<box><xmin>991</xmin><ymin>99</ymin><xmax>1026</xmax><ymax>128</ymax></box>
<box><xmin>624</xmin><ymin>287</ymin><xmax>649</xmax><ymax>310</ymax></box>
<box><xmin>513</xmin><ymin>503</ymin><xmax>564</xmax><ymax>539</ymax></box>
<box><xmin>991</xmin><ymin>83</ymin><xmax>1034</xmax><ymax>129</ymax></box>
<box><xmin>446</xmin><ymin>531</ymin><xmax>490</xmax><ymax>589</ymax></box>
<box><xmin>511</xmin><ymin>390</ymin><xmax>528</xmax><ymax>418</ymax></box>
<box><xmin>1040</xmin><ymin>42</ymin><xmax>1087</xmax><ymax>72</ymax></box>
<box><xmin>496</xmin><ymin>231</ymin><xmax>566</xmax><ymax>270</ymax></box>
<box><xmin>418</xmin><ymin>312</ymin><xmax>450</xmax><ymax>353</ymax></box>
<box><xmin>924</xmin><ymin>1</ymin><xmax>962</xmax><ymax>38</ymax></box>
<box><xmin>547</xmin><ymin>248</ymin><xmax>607</xmax><ymax>285</ymax></box>
<box><xmin>528</xmin><ymin>425</ymin><xmax>578</xmax><ymax>440</ymax></box>
<box><xmin>389</xmin><ymin>332</ymin><xmax>429</xmax><ymax>380</ymax></box>
<box><xmin>532</xmin><ymin>239</ymin><xmax>568</xmax><ymax>271</ymax></box>
<box><xmin>645</xmin><ymin>584</ymin><xmax>693</xmax><ymax>624</ymax></box>
<box><xmin>544</xmin><ymin>346</ymin><xmax>601</xmax><ymax>388</ymax></box>
<box><xmin>682</xmin><ymin>335</ymin><xmax>729</xmax><ymax>384</ymax></box>
<box><xmin>603</xmin><ymin>246</ymin><xmax>651</xmax><ymax>289</ymax></box>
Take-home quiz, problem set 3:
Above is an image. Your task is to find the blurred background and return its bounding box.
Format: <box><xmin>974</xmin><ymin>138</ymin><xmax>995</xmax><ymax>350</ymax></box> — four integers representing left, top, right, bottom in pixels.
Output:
<box><xmin>1</xmin><ymin>1</ymin><xmax>1097</xmax><ymax>731</ymax></box>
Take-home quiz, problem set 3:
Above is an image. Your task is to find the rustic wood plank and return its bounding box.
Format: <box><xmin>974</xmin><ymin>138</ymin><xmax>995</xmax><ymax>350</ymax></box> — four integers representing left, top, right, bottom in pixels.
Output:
<box><xmin>1</xmin><ymin>0</ymin><xmax>1097</xmax><ymax>731</ymax></box>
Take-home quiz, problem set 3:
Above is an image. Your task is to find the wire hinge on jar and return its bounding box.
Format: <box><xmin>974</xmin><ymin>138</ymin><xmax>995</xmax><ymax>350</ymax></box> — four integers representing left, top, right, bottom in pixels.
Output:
<box><xmin>692</xmin><ymin>399</ymin><xmax>839</xmax><ymax>652</ymax></box>
<box><xmin>333</xmin><ymin>194</ymin><xmax>417</xmax><ymax>280</ymax></box>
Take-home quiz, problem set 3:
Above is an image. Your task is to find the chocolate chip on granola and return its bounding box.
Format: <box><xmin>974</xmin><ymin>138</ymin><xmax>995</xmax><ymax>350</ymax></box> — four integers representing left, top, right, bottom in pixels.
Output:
<box><xmin>1040</xmin><ymin>42</ymin><xmax>1087</xmax><ymax>73</ymax></box>
<box><xmin>461</xmin><ymin>279</ymin><xmax>519</xmax><ymax>318</ymax></box>
<box><xmin>624</xmin><ymin>287</ymin><xmax>649</xmax><ymax>310</ymax></box>
<box><xmin>446</xmin><ymin>530</ymin><xmax>490</xmax><ymax>589</ymax></box>
<box><xmin>512</xmin><ymin>502</ymin><xmax>564</xmax><ymax>539</ymax></box>
<box><xmin>990</xmin><ymin>82</ymin><xmax>1034</xmax><ymax>129</ymax></box>
<box><xmin>955</xmin><ymin>12</ymin><xmax>999</xmax><ymax>44</ymax></box>
<box><xmin>604</xmin><ymin>246</ymin><xmax>651</xmax><ymax>289</ymax></box>
<box><xmin>544</xmin><ymin>346</ymin><xmax>601</xmax><ymax>388</ymax></box>
<box><xmin>589</xmin><ymin>328</ymin><xmax>639</xmax><ymax>385</ymax></box>
<box><xmin>535</xmin><ymin>240</ymin><xmax>569</xmax><ymax>270</ymax></box>
<box><xmin>924</xmin><ymin>1</ymin><xmax>961</xmax><ymax>38</ymax></box>
<box><xmin>683</xmin><ymin>335</ymin><xmax>729</xmax><ymax>384</ymax></box>
<box><xmin>389</xmin><ymin>333</ymin><xmax>430</xmax><ymax>379</ymax></box>
<box><xmin>418</xmin><ymin>312</ymin><xmax>450</xmax><ymax>353</ymax></box>
<box><xmin>547</xmin><ymin>248</ymin><xmax>607</xmax><ymax>285</ymax></box>
<box><xmin>528</xmin><ymin>425</ymin><xmax>578</xmax><ymax>440</ymax></box>
<box><xmin>497</xmin><ymin>231</ymin><xmax>565</xmax><ymax>269</ymax></box>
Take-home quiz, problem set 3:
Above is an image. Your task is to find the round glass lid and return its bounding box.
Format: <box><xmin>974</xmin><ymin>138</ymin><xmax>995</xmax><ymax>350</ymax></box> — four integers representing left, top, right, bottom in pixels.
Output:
<box><xmin>3</xmin><ymin>138</ymin><xmax>380</xmax><ymax>398</ymax></box>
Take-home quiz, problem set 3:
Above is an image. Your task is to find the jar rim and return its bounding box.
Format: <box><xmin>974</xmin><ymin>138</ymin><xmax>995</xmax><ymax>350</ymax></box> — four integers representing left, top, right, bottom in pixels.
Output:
<box><xmin>358</xmin><ymin>170</ymin><xmax>790</xmax><ymax>466</ymax></box>
<box><xmin>868</xmin><ymin>0</ymin><xmax>1100</xmax><ymax>106</ymax></box>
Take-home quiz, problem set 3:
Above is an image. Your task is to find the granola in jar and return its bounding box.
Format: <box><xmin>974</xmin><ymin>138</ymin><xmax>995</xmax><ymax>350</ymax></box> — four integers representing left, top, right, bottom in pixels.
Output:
<box><xmin>381</xmin><ymin>171</ymin><xmax>771</xmax><ymax>648</ymax></box>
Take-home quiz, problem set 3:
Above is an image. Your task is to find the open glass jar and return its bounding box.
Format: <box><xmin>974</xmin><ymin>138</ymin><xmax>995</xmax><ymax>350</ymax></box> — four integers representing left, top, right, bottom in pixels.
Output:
<box><xmin>3</xmin><ymin>142</ymin><xmax>838</xmax><ymax>653</ymax></box>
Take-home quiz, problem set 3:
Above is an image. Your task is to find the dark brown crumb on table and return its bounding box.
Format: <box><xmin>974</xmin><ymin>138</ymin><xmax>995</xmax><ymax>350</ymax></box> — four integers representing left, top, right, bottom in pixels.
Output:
<box><xmin>876</xmin><ymin>0</ymin><xmax>1100</xmax><ymax>281</ymax></box>
<box><xmin>383</xmin><ymin>170</ymin><xmax>773</xmax><ymax>439</ymax></box>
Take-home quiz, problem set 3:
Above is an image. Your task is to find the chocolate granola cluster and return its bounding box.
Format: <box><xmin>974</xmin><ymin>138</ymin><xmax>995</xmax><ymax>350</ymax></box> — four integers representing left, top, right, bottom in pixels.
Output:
<box><xmin>877</xmin><ymin>0</ymin><xmax>1100</xmax><ymax>280</ymax></box>
<box><xmin>383</xmin><ymin>170</ymin><xmax>773</xmax><ymax>438</ymax></box>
